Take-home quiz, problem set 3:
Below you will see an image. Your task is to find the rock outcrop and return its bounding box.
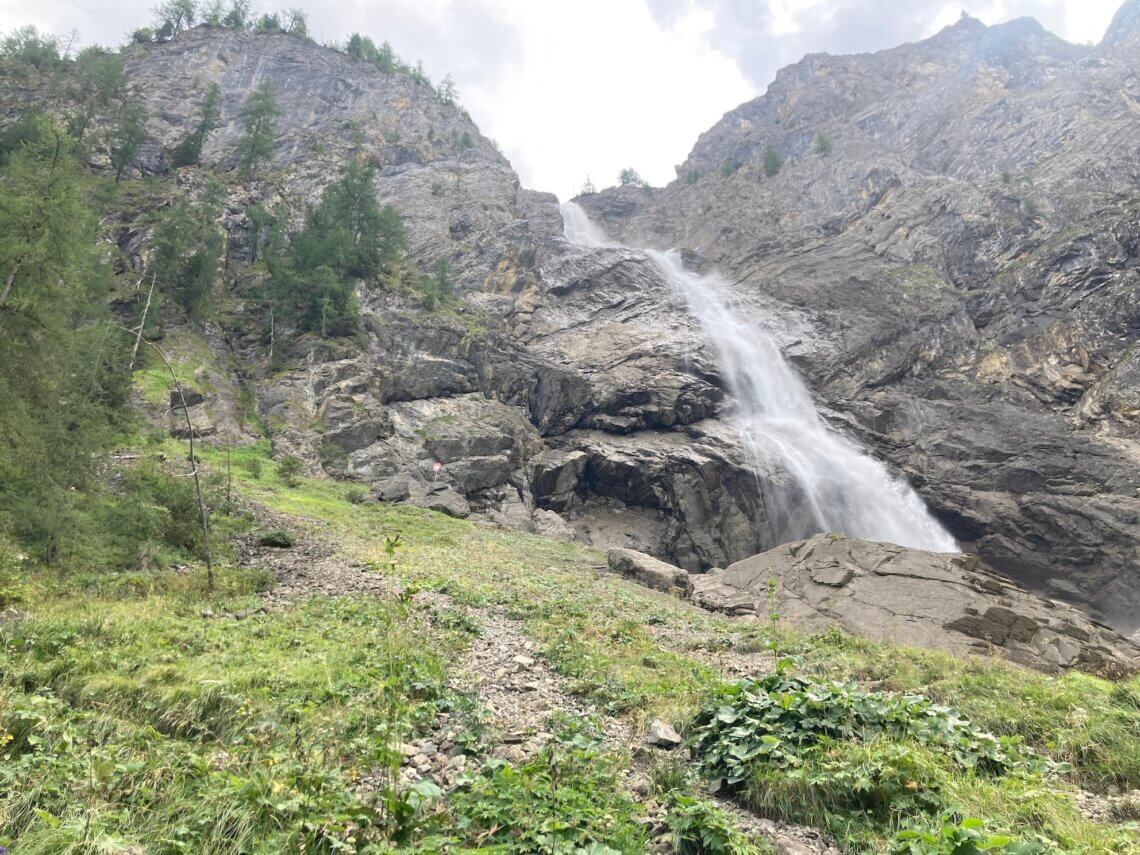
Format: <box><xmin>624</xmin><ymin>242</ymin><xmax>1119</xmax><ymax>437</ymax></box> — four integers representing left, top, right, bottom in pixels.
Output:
<box><xmin>692</xmin><ymin>534</ymin><xmax>1140</xmax><ymax>676</ymax></box>
<box><xmin>74</xmin><ymin>15</ymin><xmax>1140</xmax><ymax>636</ymax></box>
<box><xmin>579</xmin><ymin>11</ymin><xmax>1140</xmax><ymax>632</ymax></box>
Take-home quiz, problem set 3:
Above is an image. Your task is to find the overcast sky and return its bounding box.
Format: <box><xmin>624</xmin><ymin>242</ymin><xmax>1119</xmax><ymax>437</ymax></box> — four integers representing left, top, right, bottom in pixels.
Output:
<box><xmin>0</xmin><ymin>0</ymin><xmax>1124</xmax><ymax>197</ymax></box>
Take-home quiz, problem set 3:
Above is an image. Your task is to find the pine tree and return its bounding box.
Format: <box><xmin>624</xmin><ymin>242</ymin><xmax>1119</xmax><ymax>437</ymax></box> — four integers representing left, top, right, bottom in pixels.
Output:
<box><xmin>111</xmin><ymin>101</ymin><xmax>148</xmax><ymax>181</ymax></box>
<box><xmin>153</xmin><ymin>0</ymin><xmax>199</xmax><ymax>35</ymax></box>
<box><xmin>235</xmin><ymin>81</ymin><xmax>279</xmax><ymax>176</ymax></box>
<box><xmin>67</xmin><ymin>47</ymin><xmax>124</xmax><ymax>144</ymax></box>
<box><xmin>439</xmin><ymin>74</ymin><xmax>457</xmax><ymax>105</ymax></box>
<box><xmin>171</xmin><ymin>82</ymin><xmax>221</xmax><ymax>167</ymax></box>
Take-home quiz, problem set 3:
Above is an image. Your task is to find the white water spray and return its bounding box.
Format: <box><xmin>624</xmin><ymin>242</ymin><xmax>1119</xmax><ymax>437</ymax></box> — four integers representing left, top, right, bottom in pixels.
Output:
<box><xmin>561</xmin><ymin>202</ymin><xmax>957</xmax><ymax>552</ymax></box>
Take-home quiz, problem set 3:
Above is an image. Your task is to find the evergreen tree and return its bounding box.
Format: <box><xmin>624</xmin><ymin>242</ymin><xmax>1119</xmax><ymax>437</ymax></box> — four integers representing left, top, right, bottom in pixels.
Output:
<box><xmin>235</xmin><ymin>81</ymin><xmax>279</xmax><ymax>176</ymax></box>
<box><xmin>284</xmin><ymin>9</ymin><xmax>309</xmax><ymax>39</ymax></box>
<box><xmin>0</xmin><ymin>118</ymin><xmax>131</xmax><ymax>563</ymax></box>
<box><xmin>170</xmin><ymin>82</ymin><xmax>221</xmax><ymax>167</ymax></box>
<box><xmin>763</xmin><ymin>144</ymin><xmax>783</xmax><ymax>177</ymax></box>
<box><xmin>67</xmin><ymin>47</ymin><xmax>125</xmax><ymax>144</ymax></box>
<box><xmin>222</xmin><ymin>0</ymin><xmax>251</xmax><ymax>29</ymax></box>
<box><xmin>619</xmin><ymin>167</ymin><xmax>648</xmax><ymax>188</ymax></box>
<box><xmin>439</xmin><ymin>74</ymin><xmax>457</xmax><ymax>105</ymax></box>
<box><xmin>265</xmin><ymin>160</ymin><xmax>406</xmax><ymax>339</ymax></box>
<box><xmin>153</xmin><ymin>0</ymin><xmax>198</xmax><ymax>35</ymax></box>
<box><xmin>111</xmin><ymin>101</ymin><xmax>148</xmax><ymax>181</ymax></box>
<box><xmin>0</xmin><ymin>26</ymin><xmax>62</xmax><ymax>76</ymax></box>
<box><xmin>377</xmin><ymin>41</ymin><xmax>396</xmax><ymax>73</ymax></box>
<box><xmin>148</xmin><ymin>177</ymin><xmax>224</xmax><ymax>312</ymax></box>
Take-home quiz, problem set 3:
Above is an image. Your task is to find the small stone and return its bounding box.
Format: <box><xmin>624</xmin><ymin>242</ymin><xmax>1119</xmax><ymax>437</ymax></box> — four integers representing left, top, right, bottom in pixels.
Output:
<box><xmin>199</xmin><ymin>608</ymin><xmax>215</xmax><ymax>619</ymax></box>
<box><xmin>512</xmin><ymin>654</ymin><xmax>536</xmax><ymax>669</ymax></box>
<box><xmin>646</xmin><ymin>719</ymin><xmax>683</xmax><ymax>748</ymax></box>
<box><xmin>395</xmin><ymin>742</ymin><xmax>418</xmax><ymax>758</ymax></box>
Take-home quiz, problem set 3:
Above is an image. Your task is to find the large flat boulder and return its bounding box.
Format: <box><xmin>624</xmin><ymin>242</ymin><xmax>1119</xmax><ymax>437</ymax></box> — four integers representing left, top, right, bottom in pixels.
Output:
<box><xmin>607</xmin><ymin>547</ymin><xmax>693</xmax><ymax>596</ymax></box>
<box><xmin>691</xmin><ymin>534</ymin><xmax>1140</xmax><ymax>677</ymax></box>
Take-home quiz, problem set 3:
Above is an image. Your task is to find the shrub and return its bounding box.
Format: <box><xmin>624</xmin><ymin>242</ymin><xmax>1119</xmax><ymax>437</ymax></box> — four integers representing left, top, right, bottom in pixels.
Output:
<box><xmin>720</xmin><ymin>160</ymin><xmax>738</xmax><ymax>178</ymax></box>
<box><xmin>619</xmin><ymin>167</ymin><xmax>649</xmax><ymax>188</ymax></box>
<box><xmin>449</xmin><ymin>734</ymin><xmax>646</xmax><ymax>851</ymax></box>
<box><xmin>689</xmin><ymin>672</ymin><xmax>1054</xmax><ymax>791</ymax></box>
<box><xmin>889</xmin><ymin>816</ymin><xmax>1050</xmax><ymax>854</ymax></box>
<box><xmin>686</xmin><ymin>169</ymin><xmax>700</xmax><ymax>185</ymax></box>
<box><xmin>258</xmin><ymin>529</ymin><xmax>295</xmax><ymax>548</ymax></box>
<box><xmin>276</xmin><ymin>455</ymin><xmax>304</xmax><ymax>486</ymax></box>
<box><xmin>664</xmin><ymin>793</ymin><xmax>771</xmax><ymax>854</ymax></box>
<box><xmin>762</xmin><ymin>145</ymin><xmax>782</xmax><ymax>177</ymax></box>
<box><xmin>812</xmin><ymin>132</ymin><xmax>832</xmax><ymax>157</ymax></box>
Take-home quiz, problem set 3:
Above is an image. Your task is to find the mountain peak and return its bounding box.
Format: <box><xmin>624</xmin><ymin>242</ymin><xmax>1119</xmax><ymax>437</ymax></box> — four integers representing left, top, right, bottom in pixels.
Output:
<box><xmin>1102</xmin><ymin>0</ymin><xmax>1140</xmax><ymax>45</ymax></box>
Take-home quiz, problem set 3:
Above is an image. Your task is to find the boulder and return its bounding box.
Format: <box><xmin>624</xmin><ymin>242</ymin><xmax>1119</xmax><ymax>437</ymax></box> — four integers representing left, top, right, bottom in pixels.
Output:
<box><xmin>692</xmin><ymin>534</ymin><xmax>1140</xmax><ymax>677</ymax></box>
<box><xmin>646</xmin><ymin>719</ymin><xmax>683</xmax><ymax>748</ymax></box>
<box><xmin>529</xmin><ymin>449</ymin><xmax>588</xmax><ymax>511</ymax></box>
<box><xmin>532</xmin><ymin>509</ymin><xmax>576</xmax><ymax>542</ymax></box>
<box><xmin>607</xmin><ymin>547</ymin><xmax>693</xmax><ymax>596</ymax></box>
<box><xmin>408</xmin><ymin>485</ymin><xmax>471</xmax><ymax>519</ymax></box>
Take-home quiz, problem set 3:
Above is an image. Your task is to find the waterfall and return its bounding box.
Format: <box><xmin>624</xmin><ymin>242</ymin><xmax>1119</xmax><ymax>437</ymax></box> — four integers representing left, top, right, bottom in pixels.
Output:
<box><xmin>561</xmin><ymin>202</ymin><xmax>958</xmax><ymax>553</ymax></box>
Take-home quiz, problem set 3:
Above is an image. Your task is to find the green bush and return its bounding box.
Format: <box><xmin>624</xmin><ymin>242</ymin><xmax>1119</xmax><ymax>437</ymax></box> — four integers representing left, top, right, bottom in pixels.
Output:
<box><xmin>889</xmin><ymin>816</ymin><xmax>1050</xmax><ymax>854</ymax></box>
<box><xmin>690</xmin><ymin>672</ymin><xmax>1052</xmax><ymax>791</ymax></box>
<box><xmin>664</xmin><ymin>793</ymin><xmax>771</xmax><ymax>854</ymax></box>
<box><xmin>762</xmin><ymin>145</ymin><xmax>782</xmax><ymax>178</ymax></box>
<box><xmin>449</xmin><ymin>730</ymin><xmax>646</xmax><ymax>852</ymax></box>
<box><xmin>257</xmin><ymin>529</ymin><xmax>295</xmax><ymax>548</ymax></box>
<box><xmin>275</xmin><ymin>456</ymin><xmax>304</xmax><ymax>487</ymax></box>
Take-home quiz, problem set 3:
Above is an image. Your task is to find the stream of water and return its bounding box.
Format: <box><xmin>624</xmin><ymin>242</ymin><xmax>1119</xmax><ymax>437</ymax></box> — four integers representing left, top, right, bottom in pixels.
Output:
<box><xmin>561</xmin><ymin>202</ymin><xmax>957</xmax><ymax>552</ymax></box>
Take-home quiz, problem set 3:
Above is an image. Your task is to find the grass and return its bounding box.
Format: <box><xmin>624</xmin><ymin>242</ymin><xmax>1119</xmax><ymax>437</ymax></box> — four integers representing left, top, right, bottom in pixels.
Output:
<box><xmin>3</xmin><ymin>436</ymin><xmax>1138</xmax><ymax>852</ymax></box>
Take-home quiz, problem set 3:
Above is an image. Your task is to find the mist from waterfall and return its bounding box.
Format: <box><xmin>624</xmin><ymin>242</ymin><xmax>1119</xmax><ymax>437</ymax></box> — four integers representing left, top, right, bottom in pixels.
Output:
<box><xmin>561</xmin><ymin>202</ymin><xmax>958</xmax><ymax>552</ymax></box>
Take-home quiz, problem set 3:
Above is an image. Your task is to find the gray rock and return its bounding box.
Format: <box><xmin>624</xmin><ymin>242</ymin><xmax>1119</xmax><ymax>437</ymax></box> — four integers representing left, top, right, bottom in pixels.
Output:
<box><xmin>532</xmin><ymin>509</ymin><xmax>576</xmax><ymax>542</ymax></box>
<box><xmin>408</xmin><ymin>486</ymin><xmax>470</xmax><ymax>519</ymax></box>
<box><xmin>607</xmin><ymin>548</ymin><xmax>693</xmax><ymax>596</ymax></box>
<box><xmin>692</xmin><ymin>534</ymin><xmax>1140</xmax><ymax>676</ymax></box>
<box><xmin>646</xmin><ymin>719</ymin><xmax>683</xmax><ymax>748</ymax></box>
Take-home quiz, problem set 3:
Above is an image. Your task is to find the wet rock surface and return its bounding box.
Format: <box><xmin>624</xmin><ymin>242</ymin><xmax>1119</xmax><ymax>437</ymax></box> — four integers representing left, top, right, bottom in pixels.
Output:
<box><xmin>579</xmin><ymin>12</ymin><xmax>1140</xmax><ymax>632</ymax></box>
<box><xmin>692</xmin><ymin>534</ymin><xmax>1140</xmax><ymax>676</ymax></box>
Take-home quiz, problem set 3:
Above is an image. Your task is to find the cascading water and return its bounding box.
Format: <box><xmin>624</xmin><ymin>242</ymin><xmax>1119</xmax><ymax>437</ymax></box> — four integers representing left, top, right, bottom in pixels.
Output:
<box><xmin>561</xmin><ymin>202</ymin><xmax>958</xmax><ymax>552</ymax></box>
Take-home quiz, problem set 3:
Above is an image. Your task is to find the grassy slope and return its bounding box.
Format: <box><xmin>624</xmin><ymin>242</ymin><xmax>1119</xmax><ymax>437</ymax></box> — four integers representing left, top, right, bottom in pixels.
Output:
<box><xmin>1</xmin><ymin>437</ymin><xmax>1138</xmax><ymax>852</ymax></box>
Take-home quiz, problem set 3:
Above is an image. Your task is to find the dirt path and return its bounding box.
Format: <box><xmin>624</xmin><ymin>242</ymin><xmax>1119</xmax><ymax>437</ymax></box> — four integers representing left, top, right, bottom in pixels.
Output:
<box><xmin>240</xmin><ymin>503</ymin><xmax>838</xmax><ymax>853</ymax></box>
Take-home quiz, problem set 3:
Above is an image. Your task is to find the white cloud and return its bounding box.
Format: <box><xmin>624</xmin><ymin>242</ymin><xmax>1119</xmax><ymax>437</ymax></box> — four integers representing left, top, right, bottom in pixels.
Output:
<box><xmin>0</xmin><ymin>0</ymin><xmax>1125</xmax><ymax>197</ymax></box>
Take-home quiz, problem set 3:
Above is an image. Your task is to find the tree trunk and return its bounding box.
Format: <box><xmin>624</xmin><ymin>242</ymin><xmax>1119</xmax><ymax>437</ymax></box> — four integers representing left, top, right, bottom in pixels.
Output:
<box><xmin>128</xmin><ymin>272</ymin><xmax>157</xmax><ymax>372</ymax></box>
<box><xmin>0</xmin><ymin>258</ymin><xmax>22</xmax><ymax>307</ymax></box>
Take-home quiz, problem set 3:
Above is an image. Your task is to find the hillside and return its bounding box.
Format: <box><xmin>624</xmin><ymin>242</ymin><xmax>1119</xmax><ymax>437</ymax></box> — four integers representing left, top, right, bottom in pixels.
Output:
<box><xmin>1</xmin><ymin>4</ymin><xmax>1139</xmax><ymax>853</ymax></box>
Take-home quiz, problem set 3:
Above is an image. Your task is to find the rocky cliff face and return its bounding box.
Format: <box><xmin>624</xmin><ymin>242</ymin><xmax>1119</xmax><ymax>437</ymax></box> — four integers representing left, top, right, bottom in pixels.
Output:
<box><xmin>100</xmin><ymin>14</ymin><xmax>1139</xmax><ymax>634</ymax></box>
<box><xmin>579</xmin><ymin>10</ymin><xmax>1140</xmax><ymax>633</ymax></box>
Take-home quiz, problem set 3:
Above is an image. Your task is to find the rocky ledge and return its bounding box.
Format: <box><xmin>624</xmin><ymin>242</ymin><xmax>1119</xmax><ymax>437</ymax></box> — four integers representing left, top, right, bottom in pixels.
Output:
<box><xmin>686</xmin><ymin>534</ymin><xmax>1140</xmax><ymax>676</ymax></box>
